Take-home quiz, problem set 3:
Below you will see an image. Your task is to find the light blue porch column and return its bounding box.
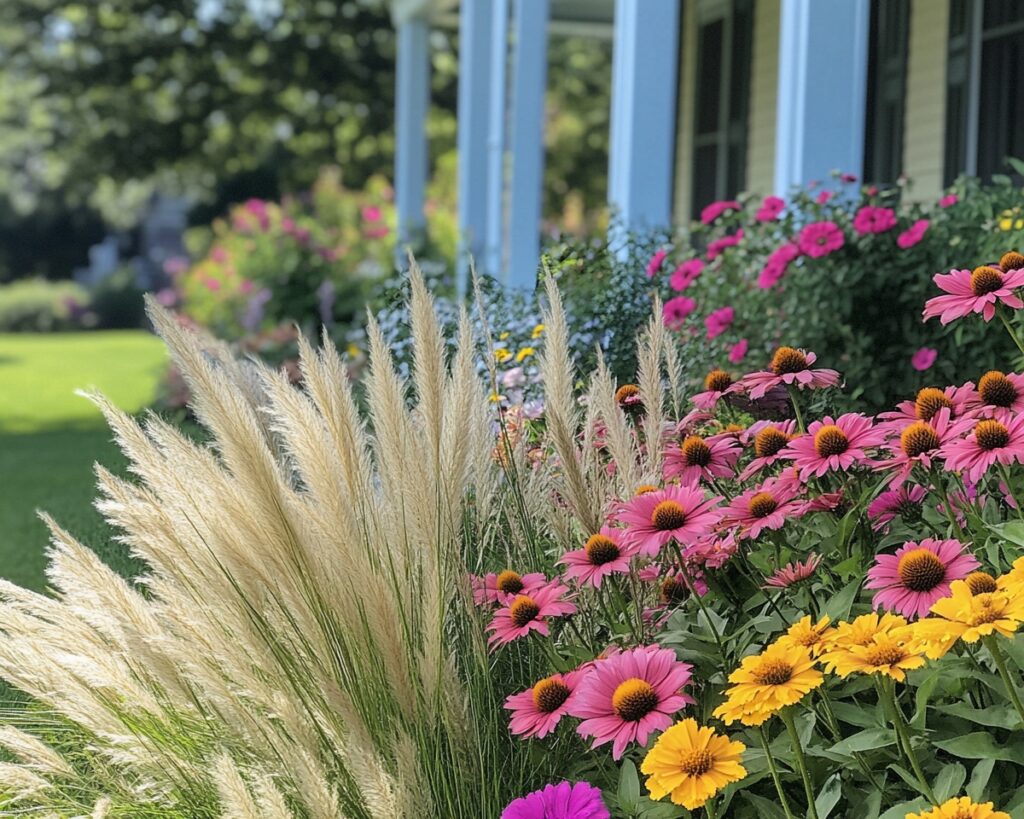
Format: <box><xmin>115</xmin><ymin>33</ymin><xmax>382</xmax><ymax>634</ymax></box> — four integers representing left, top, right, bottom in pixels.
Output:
<box><xmin>394</xmin><ymin>14</ymin><xmax>430</xmax><ymax>253</ymax></box>
<box><xmin>456</xmin><ymin>0</ymin><xmax>494</xmax><ymax>294</ymax></box>
<box><xmin>484</xmin><ymin>0</ymin><xmax>510</xmax><ymax>279</ymax></box>
<box><xmin>505</xmin><ymin>0</ymin><xmax>550</xmax><ymax>289</ymax></box>
<box><xmin>608</xmin><ymin>0</ymin><xmax>680</xmax><ymax>239</ymax></box>
<box><xmin>773</xmin><ymin>0</ymin><xmax>870</xmax><ymax>194</ymax></box>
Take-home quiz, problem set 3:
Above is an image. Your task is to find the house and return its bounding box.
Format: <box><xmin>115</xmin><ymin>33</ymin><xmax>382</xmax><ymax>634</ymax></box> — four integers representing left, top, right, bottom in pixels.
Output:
<box><xmin>387</xmin><ymin>0</ymin><xmax>1024</xmax><ymax>288</ymax></box>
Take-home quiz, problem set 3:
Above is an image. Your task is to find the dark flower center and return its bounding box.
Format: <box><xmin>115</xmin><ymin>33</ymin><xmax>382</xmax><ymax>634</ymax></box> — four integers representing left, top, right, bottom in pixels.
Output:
<box><xmin>660</xmin><ymin>577</ymin><xmax>688</xmax><ymax>604</ymax></box>
<box><xmin>704</xmin><ymin>369</ymin><xmax>733</xmax><ymax>392</ymax></box>
<box><xmin>753</xmin><ymin>659</ymin><xmax>793</xmax><ymax>686</ymax></box>
<box><xmin>814</xmin><ymin>425</ymin><xmax>849</xmax><ymax>457</ymax></box>
<box><xmin>681</xmin><ymin>435</ymin><xmax>712</xmax><ymax>467</ymax></box>
<box><xmin>651</xmin><ymin>500</ymin><xmax>687</xmax><ymax>531</ymax></box>
<box><xmin>770</xmin><ymin>346</ymin><xmax>809</xmax><ymax>375</ymax></box>
<box><xmin>678</xmin><ymin>749</ymin><xmax>714</xmax><ymax>777</ymax></box>
<box><xmin>611</xmin><ymin>678</ymin><xmax>659</xmax><ymax>721</ymax></box>
<box><xmin>532</xmin><ymin>677</ymin><xmax>571</xmax><ymax>712</ymax></box>
<box><xmin>979</xmin><ymin>371</ymin><xmax>1017</xmax><ymax>408</ymax></box>
<box><xmin>509</xmin><ymin>595</ymin><xmax>540</xmax><ymax>627</ymax></box>
<box><xmin>966</xmin><ymin>571</ymin><xmax>998</xmax><ymax>595</ymax></box>
<box><xmin>971</xmin><ymin>265</ymin><xmax>1004</xmax><ymax>296</ymax></box>
<box><xmin>975</xmin><ymin>419</ymin><xmax>1011</xmax><ymax>450</ymax></box>
<box><xmin>755</xmin><ymin>427</ymin><xmax>791</xmax><ymax>458</ymax></box>
<box><xmin>496</xmin><ymin>570</ymin><xmax>524</xmax><ymax>595</ymax></box>
<box><xmin>900</xmin><ymin>421</ymin><xmax>941</xmax><ymax>457</ymax></box>
<box><xmin>1000</xmin><ymin>251</ymin><xmax>1024</xmax><ymax>271</ymax></box>
<box><xmin>748</xmin><ymin>491</ymin><xmax>779</xmax><ymax>518</ymax></box>
<box><xmin>584</xmin><ymin>534</ymin><xmax>621</xmax><ymax>566</ymax></box>
<box><xmin>896</xmin><ymin>549</ymin><xmax>946</xmax><ymax>592</ymax></box>
<box><xmin>914</xmin><ymin>388</ymin><xmax>954</xmax><ymax>421</ymax></box>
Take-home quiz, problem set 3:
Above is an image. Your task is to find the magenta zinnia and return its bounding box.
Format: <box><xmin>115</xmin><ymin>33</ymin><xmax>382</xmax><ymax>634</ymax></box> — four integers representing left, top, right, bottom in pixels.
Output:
<box><xmin>618</xmin><ymin>485</ymin><xmax>724</xmax><ymax>557</ymax></box>
<box><xmin>797</xmin><ymin>220</ymin><xmax>844</xmax><ymax>258</ymax></box>
<box><xmin>866</xmin><ymin>538</ymin><xmax>979</xmax><ymax>619</ymax></box>
<box><xmin>571</xmin><ymin>646</ymin><xmax>694</xmax><ymax>759</ymax></box>
<box><xmin>487</xmin><ymin>580</ymin><xmax>577</xmax><ymax>647</ymax></box>
<box><xmin>783</xmin><ymin>413</ymin><xmax>885</xmax><ymax>481</ymax></box>
<box><xmin>923</xmin><ymin>265</ymin><xmax>1024</xmax><ymax>324</ymax></box>
<box><xmin>501</xmin><ymin>781</ymin><xmax>610</xmax><ymax>819</ymax></box>
<box><xmin>505</xmin><ymin>669</ymin><xmax>586</xmax><ymax>739</ymax></box>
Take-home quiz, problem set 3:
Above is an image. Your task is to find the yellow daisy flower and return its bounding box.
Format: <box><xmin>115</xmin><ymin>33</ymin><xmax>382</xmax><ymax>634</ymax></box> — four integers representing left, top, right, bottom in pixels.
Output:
<box><xmin>641</xmin><ymin>718</ymin><xmax>747</xmax><ymax>810</ymax></box>
<box><xmin>712</xmin><ymin>643</ymin><xmax>823</xmax><ymax>727</ymax></box>
<box><xmin>494</xmin><ymin>348</ymin><xmax>512</xmax><ymax>363</ymax></box>
<box><xmin>775</xmin><ymin>615</ymin><xmax>833</xmax><ymax>658</ymax></box>
<box><xmin>823</xmin><ymin>630</ymin><xmax>925</xmax><ymax>682</ymax></box>
<box><xmin>912</xmin><ymin>579</ymin><xmax>1024</xmax><ymax>659</ymax></box>
<box><xmin>515</xmin><ymin>346</ymin><xmax>535</xmax><ymax>363</ymax></box>
<box><xmin>823</xmin><ymin>611</ymin><xmax>908</xmax><ymax>652</ymax></box>
<box><xmin>906</xmin><ymin>795</ymin><xmax>1010</xmax><ymax>818</ymax></box>
<box><xmin>531</xmin><ymin>323</ymin><xmax>545</xmax><ymax>338</ymax></box>
<box><xmin>499</xmin><ymin>331</ymin><xmax>511</xmax><ymax>341</ymax></box>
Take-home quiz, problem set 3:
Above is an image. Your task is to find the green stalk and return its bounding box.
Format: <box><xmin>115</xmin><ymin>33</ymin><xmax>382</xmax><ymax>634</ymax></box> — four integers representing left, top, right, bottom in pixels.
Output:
<box><xmin>758</xmin><ymin>725</ymin><xmax>796</xmax><ymax>819</ymax></box>
<box><xmin>787</xmin><ymin>385</ymin><xmax>806</xmax><ymax>434</ymax></box>
<box><xmin>780</xmin><ymin>707</ymin><xmax>819</xmax><ymax>819</ymax></box>
<box><xmin>672</xmin><ymin>543</ymin><xmax>726</xmax><ymax>658</ymax></box>
<box><xmin>998</xmin><ymin>307</ymin><xmax>1024</xmax><ymax>359</ymax></box>
<box><xmin>883</xmin><ymin>679</ymin><xmax>937</xmax><ymax>805</ymax></box>
<box><xmin>703</xmin><ymin>797</ymin><xmax>718</xmax><ymax>819</ymax></box>
<box><xmin>984</xmin><ymin>635</ymin><xmax>1024</xmax><ymax>726</ymax></box>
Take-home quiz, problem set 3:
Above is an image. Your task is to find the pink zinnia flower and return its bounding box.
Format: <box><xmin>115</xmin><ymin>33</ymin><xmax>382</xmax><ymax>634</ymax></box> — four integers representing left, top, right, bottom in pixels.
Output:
<box><xmin>501</xmin><ymin>781</ymin><xmax>610</xmax><ymax>819</ymax></box>
<box><xmin>911</xmin><ymin>347</ymin><xmax>937</xmax><ymax>371</ymax></box>
<box><xmin>816</xmin><ymin>190</ymin><xmax>834</xmax><ymax>205</ymax></box>
<box><xmin>505</xmin><ymin>669</ymin><xmax>587</xmax><ymax>739</ymax></box>
<box><xmin>940</xmin><ymin>414</ymin><xmax>1024</xmax><ymax>482</ymax></box>
<box><xmin>728</xmin><ymin>338</ymin><xmax>749</xmax><ymax>363</ymax></box>
<box><xmin>663</xmin><ymin>432</ymin><xmax>741</xmax><ymax>485</ymax></box>
<box><xmin>840</xmin><ymin>172</ymin><xmax>858</xmax><ymax>183</ymax></box>
<box><xmin>923</xmin><ymin>266</ymin><xmax>1024</xmax><ymax>324</ymax></box>
<box><xmin>873</xmin><ymin>408</ymin><xmax>957</xmax><ymax>487</ymax></box>
<box><xmin>670</xmin><ymin>259</ymin><xmax>704</xmax><ymax>291</ymax></box>
<box><xmin>558</xmin><ymin>527</ymin><xmax>637</xmax><ymax>589</ymax></box>
<box><xmin>487</xmin><ymin>580</ymin><xmax>577</xmax><ymax>647</ymax></box>
<box><xmin>646</xmin><ymin>249</ymin><xmax>668</xmax><ymax>279</ymax></box>
<box><xmin>783</xmin><ymin>413</ymin><xmax>886</xmax><ymax>481</ymax></box>
<box><xmin>764</xmin><ymin>554</ymin><xmax>821</xmax><ymax>589</ymax></box>
<box><xmin>939</xmin><ymin>193</ymin><xmax>959</xmax><ymax>208</ymax></box>
<box><xmin>618</xmin><ymin>485</ymin><xmax>723</xmax><ymax>557</ymax></box>
<box><xmin>720</xmin><ymin>476</ymin><xmax>804</xmax><ymax>539</ymax></box>
<box><xmin>898</xmin><ymin>219</ymin><xmax>930</xmax><ymax>249</ymax></box>
<box><xmin>797</xmin><ymin>221</ymin><xmax>845</xmax><ymax>258</ymax></box>
<box><xmin>853</xmin><ymin>205</ymin><xmax>897</xmax><ymax>235</ymax></box>
<box><xmin>706</xmin><ymin>229</ymin><xmax>743</xmax><ymax>259</ymax></box>
<box><xmin>868</xmin><ymin>485</ymin><xmax>928</xmax><ymax>532</ymax></box>
<box><xmin>756</xmin><ymin>195</ymin><xmax>785</xmax><ymax>221</ymax></box>
<box><xmin>571</xmin><ymin>646</ymin><xmax>694</xmax><ymax>759</ymax></box>
<box><xmin>866</xmin><ymin>538</ymin><xmax>979</xmax><ymax>619</ymax></box>
<box><xmin>739</xmin><ymin>347</ymin><xmax>840</xmax><ymax>400</ymax></box>
<box><xmin>739</xmin><ymin>420</ymin><xmax>798</xmax><ymax>480</ymax></box>
<box><xmin>663</xmin><ymin>296</ymin><xmax>697</xmax><ymax>330</ymax></box>
<box><xmin>704</xmin><ymin>306</ymin><xmax>735</xmax><ymax>339</ymax></box>
<box><xmin>701</xmin><ymin>199</ymin><xmax>741</xmax><ymax>225</ymax></box>
<box><xmin>758</xmin><ymin>243</ymin><xmax>800</xmax><ymax>289</ymax></box>
<box><xmin>472</xmin><ymin>570</ymin><xmax>548</xmax><ymax>606</ymax></box>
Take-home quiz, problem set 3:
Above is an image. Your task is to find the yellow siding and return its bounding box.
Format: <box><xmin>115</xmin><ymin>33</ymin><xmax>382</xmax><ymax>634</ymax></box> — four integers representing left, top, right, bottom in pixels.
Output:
<box><xmin>673</xmin><ymin>0</ymin><xmax>698</xmax><ymax>223</ymax></box>
<box><xmin>903</xmin><ymin>0</ymin><xmax>948</xmax><ymax>200</ymax></box>
<box><xmin>746</xmin><ymin>0</ymin><xmax>779</xmax><ymax>197</ymax></box>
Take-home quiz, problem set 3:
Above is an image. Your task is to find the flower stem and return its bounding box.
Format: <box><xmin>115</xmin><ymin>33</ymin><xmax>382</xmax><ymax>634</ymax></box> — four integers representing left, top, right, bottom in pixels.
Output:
<box><xmin>984</xmin><ymin>635</ymin><xmax>1024</xmax><ymax>726</ymax></box>
<box><xmin>780</xmin><ymin>707</ymin><xmax>819</xmax><ymax>819</ymax></box>
<box><xmin>883</xmin><ymin>679</ymin><xmax>936</xmax><ymax>805</ymax></box>
<box><xmin>787</xmin><ymin>385</ymin><xmax>806</xmax><ymax>433</ymax></box>
<box><xmin>672</xmin><ymin>543</ymin><xmax>727</xmax><ymax>659</ymax></box>
<box><xmin>998</xmin><ymin>308</ymin><xmax>1024</xmax><ymax>359</ymax></box>
<box><xmin>997</xmin><ymin>463</ymin><xmax>1024</xmax><ymax>521</ymax></box>
<box><xmin>758</xmin><ymin>726</ymin><xmax>796</xmax><ymax>819</ymax></box>
<box><xmin>703</xmin><ymin>797</ymin><xmax>718</xmax><ymax>819</ymax></box>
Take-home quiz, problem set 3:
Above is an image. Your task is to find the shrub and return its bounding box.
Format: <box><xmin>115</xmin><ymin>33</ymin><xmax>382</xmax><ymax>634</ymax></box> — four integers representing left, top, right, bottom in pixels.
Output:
<box><xmin>0</xmin><ymin>278</ymin><xmax>91</xmax><ymax>332</ymax></box>
<box><xmin>88</xmin><ymin>265</ymin><xmax>146</xmax><ymax>329</ymax></box>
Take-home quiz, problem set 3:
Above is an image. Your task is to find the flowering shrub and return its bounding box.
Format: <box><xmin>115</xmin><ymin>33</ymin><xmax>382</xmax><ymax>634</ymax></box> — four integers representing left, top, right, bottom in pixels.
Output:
<box><xmin>10</xmin><ymin>249</ymin><xmax>1024</xmax><ymax>817</ymax></box>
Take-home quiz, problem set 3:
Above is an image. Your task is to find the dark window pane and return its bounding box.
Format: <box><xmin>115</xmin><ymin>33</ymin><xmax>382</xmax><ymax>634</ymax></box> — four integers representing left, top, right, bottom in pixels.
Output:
<box><xmin>984</xmin><ymin>0</ymin><xmax>1024</xmax><ymax>30</ymax></box>
<box><xmin>864</xmin><ymin>0</ymin><xmax>909</xmax><ymax>183</ymax></box>
<box><xmin>978</xmin><ymin>26</ymin><xmax>1024</xmax><ymax>180</ymax></box>
<box><xmin>695</xmin><ymin>19</ymin><xmax>724</xmax><ymax>135</ymax></box>
<box><xmin>692</xmin><ymin>145</ymin><xmax>719</xmax><ymax>218</ymax></box>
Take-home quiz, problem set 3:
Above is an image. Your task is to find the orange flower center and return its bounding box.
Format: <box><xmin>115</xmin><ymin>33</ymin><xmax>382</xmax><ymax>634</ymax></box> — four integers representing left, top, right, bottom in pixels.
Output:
<box><xmin>755</xmin><ymin>427</ymin><xmax>792</xmax><ymax>458</ymax></box>
<box><xmin>900</xmin><ymin>421</ymin><xmax>941</xmax><ymax>457</ymax></box>
<box><xmin>651</xmin><ymin>500</ymin><xmax>687</xmax><ymax>531</ymax></box>
<box><xmin>770</xmin><ymin>346</ymin><xmax>808</xmax><ymax>375</ymax></box>
<box><xmin>509</xmin><ymin>595</ymin><xmax>541</xmax><ymax>627</ymax></box>
<box><xmin>966</xmin><ymin>571</ymin><xmax>998</xmax><ymax>595</ymax></box>
<box><xmin>814</xmin><ymin>425</ymin><xmax>849</xmax><ymax>457</ymax></box>
<box><xmin>532</xmin><ymin>676</ymin><xmax>571</xmax><ymax>712</ymax></box>
<box><xmin>615</xmin><ymin>384</ymin><xmax>643</xmax><ymax>411</ymax></box>
<box><xmin>1000</xmin><ymin>251</ymin><xmax>1024</xmax><ymax>271</ymax></box>
<box><xmin>748</xmin><ymin>491</ymin><xmax>779</xmax><ymax>518</ymax></box>
<box><xmin>635</xmin><ymin>484</ymin><xmax>659</xmax><ymax>495</ymax></box>
<box><xmin>753</xmin><ymin>658</ymin><xmax>793</xmax><ymax>686</ymax></box>
<box><xmin>584</xmin><ymin>534</ymin><xmax>620</xmax><ymax>566</ymax></box>
<box><xmin>971</xmin><ymin>265</ymin><xmax>1004</xmax><ymax>296</ymax></box>
<box><xmin>970</xmin><ymin>597</ymin><xmax>1004</xmax><ymax>625</ymax></box>
<box><xmin>660</xmin><ymin>576</ymin><xmax>688</xmax><ymax>604</ymax></box>
<box><xmin>864</xmin><ymin>643</ymin><xmax>906</xmax><ymax>667</ymax></box>
<box><xmin>681</xmin><ymin>435</ymin><xmax>713</xmax><ymax>467</ymax></box>
<box><xmin>704</xmin><ymin>369</ymin><xmax>733</xmax><ymax>392</ymax></box>
<box><xmin>896</xmin><ymin>548</ymin><xmax>946</xmax><ymax>592</ymax></box>
<box><xmin>915</xmin><ymin>388</ymin><xmax>954</xmax><ymax>421</ymax></box>
<box><xmin>611</xmin><ymin>678</ymin><xmax>659</xmax><ymax>721</ymax></box>
<box><xmin>678</xmin><ymin>749</ymin><xmax>715</xmax><ymax>777</ymax></box>
<box><xmin>975</xmin><ymin>419</ymin><xmax>1011</xmax><ymax>450</ymax></box>
<box><xmin>496</xmin><ymin>570</ymin><xmax>524</xmax><ymax>595</ymax></box>
<box><xmin>979</xmin><ymin>370</ymin><xmax>1017</xmax><ymax>407</ymax></box>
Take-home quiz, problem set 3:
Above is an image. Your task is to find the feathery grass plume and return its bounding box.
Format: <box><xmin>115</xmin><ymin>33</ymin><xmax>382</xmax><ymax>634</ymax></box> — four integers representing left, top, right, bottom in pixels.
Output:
<box><xmin>590</xmin><ymin>351</ymin><xmax>644</xmax><ymax>495</ymax></box>
<box><xmin>661</xmin><ymin>307</ymin><xmax>687</xmax><ymax>420</ymax></box>
<box><xmin>636</xmin><ymin>303</ymin><xmax>669</xmax><ymax>478</ymax></box>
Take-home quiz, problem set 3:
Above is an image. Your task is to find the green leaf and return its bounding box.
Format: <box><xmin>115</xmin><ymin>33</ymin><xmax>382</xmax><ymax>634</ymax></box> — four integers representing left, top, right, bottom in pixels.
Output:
<box><xmin>814</xmin><ymin>773</ymin><xmax>842</xmax><ymax>819</ymax></box>
<box><xmin>823</xmin><ymin>578</ymin><xmax>860</xmax><ymax>622</ymax></box>
<box><xmin>935</xmin><ymin>702</ymin><xmax>1021</xmax><ymax>729</ymax></box>
<box><xmin>742</xmin><ymin>792</ymin><xmax>789</xmax><ymax>819</ymax></box>
<box><xmin>933</xmin><ymin>763</ymin><xmax>966</xmax><ymax>802</ymax></box>
<box><xmin>912</xmin><ymin>670</ymin><xmax>942</xmax><ymax>730</ymax></box>
<box><xmin>966</xmin><ymin>758</ymin><xmax>996</xmax><ymax>801</ymax></box>
<box><xmin>934</xmin><ymin>732</ymin><xmax>1024</xmax><ymax>764</ymax></box>
<box><xmin>828</xmin><ymin>728</ymin><xmax>895</xmax><ymax>757</ymax></box>
<box><xmin>618</xmin><ymin>759</ymin><xmax>641</xmax><ymax>812</ymax></box>
<box><xmin>879</xmin><ymin>799</ymin><xmax>929</xmax><ymax>819</ymax></box>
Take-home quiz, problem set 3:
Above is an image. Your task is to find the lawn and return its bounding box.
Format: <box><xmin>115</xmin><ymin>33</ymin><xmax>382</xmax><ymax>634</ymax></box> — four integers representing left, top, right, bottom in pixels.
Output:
<box><xmin>0</xmin><ymin>331</ymin><xmax>167</xmax><ymax>589</ymax></box>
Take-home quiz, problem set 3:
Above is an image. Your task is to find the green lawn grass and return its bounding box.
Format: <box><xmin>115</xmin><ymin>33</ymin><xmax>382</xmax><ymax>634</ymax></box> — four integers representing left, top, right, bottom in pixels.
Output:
<box><xmin>0</xmin><ymin>331</ymin><xmax>167</xmax><ymax>589</ymax></box>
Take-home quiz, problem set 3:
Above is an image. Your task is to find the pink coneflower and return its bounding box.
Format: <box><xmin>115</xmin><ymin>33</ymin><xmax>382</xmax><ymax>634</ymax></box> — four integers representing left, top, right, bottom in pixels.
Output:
<box><xmin>911</xmin><ymin>347</ymin><xmax>937</xmax><ymax>371</ymax></box>
<box><xmin>853</xmin><ymin>205</ymin><xmax>897</xmax><ymax>235</ymax></box>
<box><xmin>704</xmin><ymin>306</ymin><xmax>735</xmax><ymax>339</ymax></box>
<box><xmin>670</xmin><ymin>259</ymin><xmax>704</xmax><ymax>291</ymax></box>
<box><xmin>501</xmin><ymin>781</ymin><xmax>610</xmax><ymax>819</ymax></box>
<box><xmin>739</xmin><ymin>347</ymin><xmax>840</xmax><ymax>400</ymax></box>
<box><xmin>663</xmin><ymin>296</ymin><xmax>697</xmax><ymax>330</ymax></box>
<box><xmin>758</xmin><ymin>243</ymin><xmax>801</xmax><ymax>289</ymax></box>
<box><xmin>618</xmin><ymin>485</ymin><xmax>723</xmax><ymax>557</ymax></box>
<box><xmin>720</xmin><ymin>476</ymin><xmax>804</xmax><ymax>539</ymax></box>
<box><xmin>558</xmin><ymin>528</ymin><xmax>637</xmax><ymax>589</ymax></box>
<box><xmin>873</xmin><ymin>408</ymin><xmax>957</xmax><ymax>486</ymax></box>
<box><xmin>701</xmin><ymin>199</ymin><xmax>741</xmax><ymax>225</ymax></box>
<box><xmin>877</xmin><ymin>384</ymin><xmax>979</xmax><ymax>434</ymax></box>
<box><xmin>868</xmin><ymin>485</ymin><xmax>928</xmax><ymax>532</ymax></box>
<box><xmin>756</xmin><ymin>195</ymin><xmax>785</xmax><ymax>221</ymax></box>
<box><xmin>706</xmin><ymin>230</ymin><xmax>743</xmax><ymax>259</ymax></box>
<box><xmin>940</xmin><ymin>414</ymin><xmax>1024</xmax><ymax>482</ymax></box>
<box><xmin>798</xmin><ymin>490</ymin><xmax>847</xmax><ymax>515</ymax></box>
<box><xmin>972</xmin><ymin>371</ymin><xmax>1024</xmax><ymax>419</ymax></box>
<box><xmin>646</xmin><ymin>249</ymin><xmax>668</xmax><ymax>279</ymax></box>
<box><xmin>923</xmin><ymin>266</ymin><xmax>1024</xmax><ymax>324</ymax></box>
<box><xmin>688</xmin><ymin>531</ymin><xmax>738</xmax><ymax>570</ymax></box>
<box><xmin>487</xmin><ymin>580</ymin><xmax>577</xmax><ymax>647</ymax></box>
<box><xmin>866</xmin><ymin>538</ymin><xmax>979</xmax><ymax>619</ymax></box>
<box><xmin>784</xmin><ymin>413</ymin><xmax>886</xmax><ymax>482</ymax></box>
<box><xmin>472</xmin><ymin>570</ymin><xmax>548</xmax><ymax>606</ymax></box>
<box><xmin>898</xmin><ymin>219</ymin><xmax>930</xmax><ymax>249</ymax></box>
<box><xmin>738</xmin><ymin>420</ymin><xmax>799</xmax><ymax>480</ymax></box>
<box><xmin>728</xmin><ymin>338</ymin><xmax>749</xmax><ymax>363</ymax></box>
<box><xmin>663</xmin><ymin>432</ymin><xmax>741</xmax><ymax>485</ymax></box>
<box><xmin>764</xmin><ymin>554</ymin><xmax>821</xmax><ymax>589</ymax></box>
<box><xmin>691</xmin><ymin>368</ymin><xmax>737</xmax><ymax>411</ymax></box>
<box><xmin>571</xmin><ymin>645</ymin><xmax>694</xmax><ymax>759</ymax></box>
<box><xmin>939</xmin><ymin>193</ymin><xmax>959</xmax><ymax>208</ymax></box>
<box><xmin>797</xmin><ymin>221</ymin><xmax>844</xmax><ymax>258</ymax></box>
<box><xmin>505</xmin><ymin>669</ymin><xmax>587</xmax><ymax>739</ymax></box>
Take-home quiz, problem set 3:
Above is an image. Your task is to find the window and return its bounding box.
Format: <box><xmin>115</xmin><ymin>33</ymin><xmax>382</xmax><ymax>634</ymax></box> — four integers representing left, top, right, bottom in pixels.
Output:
<box><xmin>945</xmin><ymin>0</ymin><xmax>1024</xmax><ymax>184</ymax></box>
<box><xmin>690</xmin><ymin>0</ymin><xmax>754</xmax><ymax>219</ymax></box>
<box><xmin>863</xmin><ymin>0</ymin><xmax>910</xmax><ymax>184</ymax></box>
